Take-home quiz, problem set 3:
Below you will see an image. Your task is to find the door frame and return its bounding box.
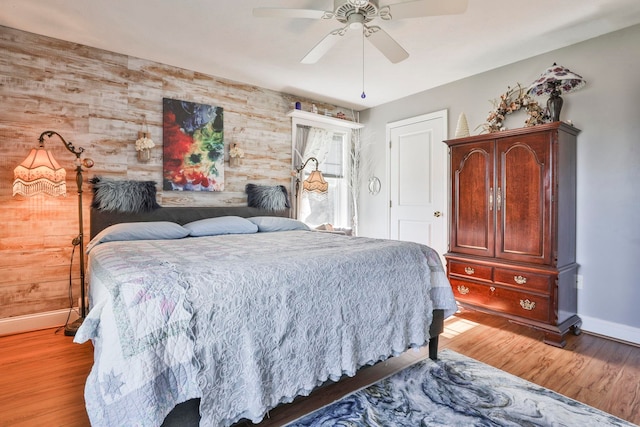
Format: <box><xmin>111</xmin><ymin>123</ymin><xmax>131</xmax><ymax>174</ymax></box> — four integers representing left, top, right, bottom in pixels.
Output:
<box><xmin>385</xmin><ymin>109</ymin><xmax>449</xmax><ymax>252</ymax></box>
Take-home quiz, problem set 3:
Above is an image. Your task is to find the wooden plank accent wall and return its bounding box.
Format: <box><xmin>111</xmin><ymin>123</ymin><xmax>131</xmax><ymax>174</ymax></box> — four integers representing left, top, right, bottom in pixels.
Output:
<box><xmin>0</xmin><ymin>25</ymin><xmax>352</xmax><ymax>320</ymax></box>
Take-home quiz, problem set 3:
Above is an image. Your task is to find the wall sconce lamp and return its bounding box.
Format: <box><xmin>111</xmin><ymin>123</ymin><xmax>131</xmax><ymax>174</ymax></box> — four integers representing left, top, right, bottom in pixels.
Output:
<box><xmin>294</xmin><ymin>157</ymin><xmax>329</xmax><ymax>197</ymax></box>
<box><xmin>13</xmin><ymin>131</ymin><xmax>94</xmax><ymax>336</ymax></box>
<box><xmin>527</xmin><ymin>63</ymin><xmax>585</xmax><ymax>122</ymax></box>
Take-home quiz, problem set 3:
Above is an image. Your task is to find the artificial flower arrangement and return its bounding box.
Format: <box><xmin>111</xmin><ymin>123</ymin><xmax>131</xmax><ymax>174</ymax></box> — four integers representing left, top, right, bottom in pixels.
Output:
<box><xmin>135</xmin><ymin>133</ymin><xmax>155</xmax><ymax>151</ymax></box>
<box><xmin>229</xmin><ymin>143</ymin><xmax>244</xmax><ymax>158</ymax></box>
<box><xmin>481</xmin><ymin>83</ymin><xmax>546</xmax><ymax>133</ymax></box>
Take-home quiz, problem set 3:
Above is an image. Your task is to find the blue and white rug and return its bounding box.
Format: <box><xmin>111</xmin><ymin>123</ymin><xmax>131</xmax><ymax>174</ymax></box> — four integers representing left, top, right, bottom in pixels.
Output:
<box><xmin>287</xmin><ymin>349</ymin><xmax>634</xmax><ymax>426</ymax></box>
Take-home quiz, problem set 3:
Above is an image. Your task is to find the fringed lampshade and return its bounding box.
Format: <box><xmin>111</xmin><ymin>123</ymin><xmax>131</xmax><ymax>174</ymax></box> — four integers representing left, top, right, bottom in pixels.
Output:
<box><xmin>13</xmin><ymin>147</ymin><xmax>67</xmax><ymax>197</ymax></box>
<box><xmin>303</xmin><ymin>169</ymin><xmax>329</xmax><ymax>194</ymax></box>
<box><xmin>295</xmin><ymin>157</ymin><xmax>329</xmax><ymax>196</ymax></box>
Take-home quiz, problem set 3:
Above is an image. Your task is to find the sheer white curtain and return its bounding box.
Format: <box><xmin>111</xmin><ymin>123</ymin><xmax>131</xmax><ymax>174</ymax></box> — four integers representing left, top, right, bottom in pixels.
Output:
<box><xmin>293</xmin><ymin>126</ymin><xmax>332</xmax><ymax>166</ymax></box>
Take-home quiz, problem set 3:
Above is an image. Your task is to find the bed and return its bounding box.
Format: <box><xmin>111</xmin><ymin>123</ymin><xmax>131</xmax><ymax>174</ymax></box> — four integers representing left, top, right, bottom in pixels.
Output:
<box><xmin>75</xmin><ymin>205</ymin><xmax>457</xmax><ymax>427</ymax></box>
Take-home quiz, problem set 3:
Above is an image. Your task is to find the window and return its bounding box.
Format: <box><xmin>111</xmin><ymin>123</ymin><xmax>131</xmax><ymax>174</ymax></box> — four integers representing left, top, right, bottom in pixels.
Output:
<box><xmin>289</xmin><ymin>110</ymin><xmax>364</xmax><ymax>232</ymax></box>
<box><xmin>298</xmin><ymin>131</ymin><xmax>350</xmax><ymax>229</ymax></box>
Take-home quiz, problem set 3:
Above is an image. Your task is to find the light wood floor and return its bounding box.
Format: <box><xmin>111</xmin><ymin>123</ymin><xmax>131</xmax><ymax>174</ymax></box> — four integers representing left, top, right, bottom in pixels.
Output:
<box><xmin>1</xmin><ymin>310</ymin><xmax>638</xmax><ymax>427</ymax></box>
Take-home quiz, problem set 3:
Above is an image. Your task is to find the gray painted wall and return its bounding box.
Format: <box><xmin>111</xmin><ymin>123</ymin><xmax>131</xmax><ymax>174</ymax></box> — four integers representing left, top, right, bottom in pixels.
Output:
<box><xmin>358</xmin><ymin>24</ymin><xmax>640</xmax><ymax>344</ymax></box>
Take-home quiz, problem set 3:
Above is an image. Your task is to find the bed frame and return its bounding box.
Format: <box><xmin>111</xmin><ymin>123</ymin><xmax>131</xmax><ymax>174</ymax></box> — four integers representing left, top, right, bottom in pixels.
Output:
<box><xmin>90</xmin><ymin>206</ymin><xmax>290</xmax><ymax>239</ymax></box>
<box><xmin>89</xmin><ymin>206</ymin><xmax>445</xmax><ymax>426</ymax></box>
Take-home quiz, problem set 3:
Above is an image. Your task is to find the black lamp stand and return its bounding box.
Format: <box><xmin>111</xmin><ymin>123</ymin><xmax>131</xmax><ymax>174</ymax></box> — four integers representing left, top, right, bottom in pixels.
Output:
<box><xmin>546</xmin><ymin>81</ymin><xmax>564</xmax><ymax>122</ymax></box>
<box><xmin>38</xmin><ymin>131</ymin><xmax>92</xmax><ymax>336</ymax></box>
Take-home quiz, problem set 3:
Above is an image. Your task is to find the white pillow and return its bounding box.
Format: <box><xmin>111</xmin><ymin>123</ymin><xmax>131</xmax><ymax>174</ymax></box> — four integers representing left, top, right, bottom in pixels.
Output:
<box><xmin>184</xmin><ymin>216</ymin><xmax>258</xmax><ymax>237</ymax></box>
<box><xmin>247</xmin><ymin>216</ymin><xmax>310</xmax><ymax>232</ymax></box>
<box><xmin>87</xmin><ymin>221</ymin><xmax>189</xmax><ymax>254</ymax></box>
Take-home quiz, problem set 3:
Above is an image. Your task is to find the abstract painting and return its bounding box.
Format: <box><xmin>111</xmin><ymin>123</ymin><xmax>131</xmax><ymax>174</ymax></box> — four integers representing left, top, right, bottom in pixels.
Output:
<box><xmin>163</xmin><ymin>98</ymin><xmax>224</xmax><ymax>191</ymax></box>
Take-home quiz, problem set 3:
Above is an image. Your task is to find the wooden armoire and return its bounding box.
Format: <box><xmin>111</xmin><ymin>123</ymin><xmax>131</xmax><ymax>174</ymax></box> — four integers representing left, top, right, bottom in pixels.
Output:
<box><xmin>444</xmin><ymin>122</ymin><xmax>581</xmax><ymax>347</ymax></box>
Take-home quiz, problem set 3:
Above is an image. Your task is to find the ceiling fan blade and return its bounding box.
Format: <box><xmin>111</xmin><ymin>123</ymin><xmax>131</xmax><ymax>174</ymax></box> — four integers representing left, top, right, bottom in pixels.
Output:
<box><xmin>384</xmin><ymin>0</ymin><xmax>468</xmax><ymax>20</ymax></box>
<box><xmin>365</xmin><ymin>26</ymin><xmax>409</xmax><ymax>63</ymax></box>
<box><xmin>253</xmin><ymin>8</ymin><xmax>328</xmax><ymax>19</ymax></box>
<box><xmin>300</xmin><ymin>27</ymin><xmax>346</xmax><ymax>64</ymax></box>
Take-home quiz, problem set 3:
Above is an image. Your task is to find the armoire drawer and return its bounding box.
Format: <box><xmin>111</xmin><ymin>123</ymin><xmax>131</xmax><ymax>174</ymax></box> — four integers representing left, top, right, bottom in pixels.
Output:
<box><xmin>450</xmin><ymin>278</ymin><xmax>550</xmax><ymax>323</ymax></box>
<box><xmin>494</xmin><ymin>267</ymin><xmax>552</xmax><ymax>293</ymax></box>
<box><xmin>448</xmin><ymin>260</ymin><xmax>492</xmax><ymax>282</ymax></box>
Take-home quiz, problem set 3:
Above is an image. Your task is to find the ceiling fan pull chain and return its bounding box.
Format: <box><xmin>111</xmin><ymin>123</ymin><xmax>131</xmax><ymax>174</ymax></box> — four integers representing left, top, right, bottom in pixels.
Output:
<box><xmin>361</xmin><ymin>29</ymin><xmax>366</xmax><ymax>99</ymax></box>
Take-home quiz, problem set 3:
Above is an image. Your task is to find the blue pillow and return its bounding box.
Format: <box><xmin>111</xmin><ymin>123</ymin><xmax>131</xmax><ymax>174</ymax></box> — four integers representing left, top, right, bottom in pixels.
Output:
<box><xmin>184</xmin><ymin>216</ymin><xmax>258</xmax><ymax>237</ymax></box>
<box><xmin>87</xmin><ymin>221</ymin><xmax>189</xmax><ymax>254</ymax></box>
<box><xmin>248</xmin><ymin>216</ymin><xmax>310</xmax><ymax>232</ymax></box>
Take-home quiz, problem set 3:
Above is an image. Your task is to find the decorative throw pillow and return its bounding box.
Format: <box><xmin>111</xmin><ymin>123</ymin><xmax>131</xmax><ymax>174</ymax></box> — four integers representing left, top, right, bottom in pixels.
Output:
<box><xmin>184</xmin><ymin>216</ymin><xmax>258</xmax><ymax>237</ymax></box>
<box><xmin>248</xmin><ymin>216</ymin><xmax>310</xmax><ymax>232</ymax></box>
<box><xmin>245</xmin><ymin>184</ymin><xmax>290</xmax><ymax>211</ymax></box>
<box><xmin>91</xmin><ymin>176</ymin><xmax>161</xmax><ymax>213</ymax></box>
<box><xmin>86</xmin><ymin>221</ymin><xmax>189</xmax><ymax>254</ymax></box>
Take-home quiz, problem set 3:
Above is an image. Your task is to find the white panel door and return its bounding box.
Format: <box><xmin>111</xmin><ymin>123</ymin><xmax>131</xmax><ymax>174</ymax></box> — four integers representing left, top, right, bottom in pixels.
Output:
<box><xmin>388</xmin><ymin>110</ymin><xmax>448</xmax><ymax>257</ymax></box>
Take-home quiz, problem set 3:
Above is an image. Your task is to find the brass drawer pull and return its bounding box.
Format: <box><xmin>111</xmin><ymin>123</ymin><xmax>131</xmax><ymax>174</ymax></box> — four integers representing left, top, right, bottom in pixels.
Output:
<box><xmin>520</xmin><ymin>299</ymin><xmax>536</xmax><ymax>311</ymax></box>
<box><xmin>514</xmin><ymin>275</ymin><xmax>527</xmax><ymax>285</ymax></box>
<box><xmin>457</xmin><ymin>285</ymin><xmax>470</xmax><ymax>295</ymax></box>
<box><xmin>464</xmin><ymin>267</ymin><xmax>475</xmax><ymax>275</ymax></box>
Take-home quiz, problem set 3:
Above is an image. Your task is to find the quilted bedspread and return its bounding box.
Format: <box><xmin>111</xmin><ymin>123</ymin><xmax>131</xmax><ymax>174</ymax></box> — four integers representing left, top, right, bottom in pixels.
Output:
<box><xmin>75</xmin><ymin>230</ymin><xmax>456</xmax><ymax>427</ymax></box>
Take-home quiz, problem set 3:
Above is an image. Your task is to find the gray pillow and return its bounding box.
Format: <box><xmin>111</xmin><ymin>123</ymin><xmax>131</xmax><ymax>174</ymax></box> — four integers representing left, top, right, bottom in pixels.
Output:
<box><xmin>248</xmin><ymin>216</ymin><xmax>310</xmax><ymax>232</ymax></box>
<box><xmin>245</xmin><ymin>184</ymin><xmax>290</xmax><ymax>211</ymax></box>
<box><xmin>91</xmin><ymin>176</ymin><xmax>161</xmax><ymax>213</ymax></box>
<box><xmin>184</xmin><ymin>216</ymin><xmax>258</xmax><ymax>237</ymax></box>
<box><xmin>87</xmin><ymin>221</ymin><xmax>189</xmax><ymax>254</ymax></box>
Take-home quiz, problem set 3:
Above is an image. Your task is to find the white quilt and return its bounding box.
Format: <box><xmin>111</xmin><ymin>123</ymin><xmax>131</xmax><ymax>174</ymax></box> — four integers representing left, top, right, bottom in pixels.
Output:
<box><xmin>75</xmin><ymin>230</ymin><xmax>456</xmax><ymax>426</ymax></box>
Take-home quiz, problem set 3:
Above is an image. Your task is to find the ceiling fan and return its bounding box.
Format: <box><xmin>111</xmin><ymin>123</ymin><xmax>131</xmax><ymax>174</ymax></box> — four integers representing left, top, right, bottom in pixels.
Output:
<box><xmin>254</xmin><ymin>0</ymin><xmax>468</xmax><ymax>64</ymax></box>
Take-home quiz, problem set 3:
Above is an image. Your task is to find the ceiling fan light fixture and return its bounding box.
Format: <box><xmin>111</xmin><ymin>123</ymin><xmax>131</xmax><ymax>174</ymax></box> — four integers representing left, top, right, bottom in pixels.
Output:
<box><xmin>348</xmin><ymin>13</ymin><xmax>365</xmax><ymax>29</ymax></box>
<box><xmin>335</xmin><ymin>0</ymin><xmax>378</xmax><ymax>23</ymax></box>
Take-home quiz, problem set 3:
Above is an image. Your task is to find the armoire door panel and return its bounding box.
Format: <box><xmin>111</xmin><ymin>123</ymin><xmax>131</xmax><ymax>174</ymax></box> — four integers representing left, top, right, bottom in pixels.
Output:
<box><xmin>450</xmin><ymin>142</ymin><xmax>494</xmax><ymax>256</ymax></box>
<box><xmin>496</xmin><ymin>134</ymin><xmax>552</xmax><ymax>264</ymax></box>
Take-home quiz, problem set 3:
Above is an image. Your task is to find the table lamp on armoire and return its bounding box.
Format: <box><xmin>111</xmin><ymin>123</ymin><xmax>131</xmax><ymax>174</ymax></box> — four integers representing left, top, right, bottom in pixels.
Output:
<box><xmin>527</xmin><ymin>63</ymin><xmax>585</xmax><ymax>122</ymax></box>
<box><xmin>13</xmin><ymin>131</ymin><xmax>94</xmax><ymax>336</ymax></box>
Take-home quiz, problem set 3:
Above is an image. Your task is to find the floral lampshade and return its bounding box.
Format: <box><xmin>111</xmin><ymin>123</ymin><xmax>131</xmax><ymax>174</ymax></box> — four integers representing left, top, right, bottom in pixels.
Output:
<box><xmin>527</xmin><ymin>63</ymin><xmax>585</xmax><ymax>122</ymax></box>
<box><xmin>528</xmin><ymin>63</ymin><xmax>585</xmax><ymax>97</ymax></box>
<box><xmin>13</xmin><ymin>147</ymin><xmax>67</xmax><ymax>197</ymax></box>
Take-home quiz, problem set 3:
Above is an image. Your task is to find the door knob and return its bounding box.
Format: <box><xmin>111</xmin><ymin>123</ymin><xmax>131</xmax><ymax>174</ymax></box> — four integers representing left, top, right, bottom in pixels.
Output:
<box><xmin>434</xmin><ymin>211</ymin><xmax>442</xmax><ymax>217</ymax></box>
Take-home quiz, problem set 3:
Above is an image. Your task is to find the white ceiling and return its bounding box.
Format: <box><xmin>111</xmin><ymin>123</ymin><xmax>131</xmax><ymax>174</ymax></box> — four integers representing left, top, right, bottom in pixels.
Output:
<box><xmin>2</xmin><ymin>0</ymin><xmax>640</xmax><ymax>111</ymax></box>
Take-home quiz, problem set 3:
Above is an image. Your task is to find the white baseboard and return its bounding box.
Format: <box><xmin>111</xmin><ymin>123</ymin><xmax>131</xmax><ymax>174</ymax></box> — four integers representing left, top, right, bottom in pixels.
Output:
<box><xmin>581</xmin><ymin>314</ymin><xmax>640</xmax><ymax>346</ymax></box>
<box><xmin>0</xmin><ymin>309</ymin><xmax>79</xmax><ymax>337</ymax></box>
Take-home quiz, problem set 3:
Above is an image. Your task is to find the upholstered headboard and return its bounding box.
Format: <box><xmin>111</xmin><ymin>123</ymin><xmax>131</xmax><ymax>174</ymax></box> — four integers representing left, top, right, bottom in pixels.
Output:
<box><xmin>90</xmin><ymin>206</ymin><xmax>289</xmax><ymax>239</ymax></box>
<box><xmin>88</xmin><ymin>177</ymin><xmax>292</xmax><ymax>239</ymax></box>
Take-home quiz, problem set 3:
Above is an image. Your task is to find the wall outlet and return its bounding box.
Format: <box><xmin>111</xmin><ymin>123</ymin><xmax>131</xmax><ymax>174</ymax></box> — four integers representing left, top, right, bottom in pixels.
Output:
<box><xmin>576</xmin><ymin>274</ymin><xmax>584</xmax><ymax>290</ymax></box>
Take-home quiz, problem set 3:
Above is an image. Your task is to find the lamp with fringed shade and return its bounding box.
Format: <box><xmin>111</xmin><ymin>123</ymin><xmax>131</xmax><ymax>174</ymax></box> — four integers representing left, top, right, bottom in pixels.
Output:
<box><xmin>293</xmin><ymin>156</ymin><xmax>329</xmax><ymax>220</ymax></box>
<box><xmin>13</xmin><ymin>131</ymin><xmax>94</xmax><ymax>336</ymax></box>
<box><xmin>295</xmin><ymin>157</ymin><xmax>329</xmax><ymax>196</ymax></box>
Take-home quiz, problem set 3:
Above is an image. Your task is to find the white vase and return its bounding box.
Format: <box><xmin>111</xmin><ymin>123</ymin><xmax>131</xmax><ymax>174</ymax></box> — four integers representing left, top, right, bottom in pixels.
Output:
<box><xmin>455</xmin><ymin>113</ymin><xmax>470</xmax><ymax>138</ymax></box>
